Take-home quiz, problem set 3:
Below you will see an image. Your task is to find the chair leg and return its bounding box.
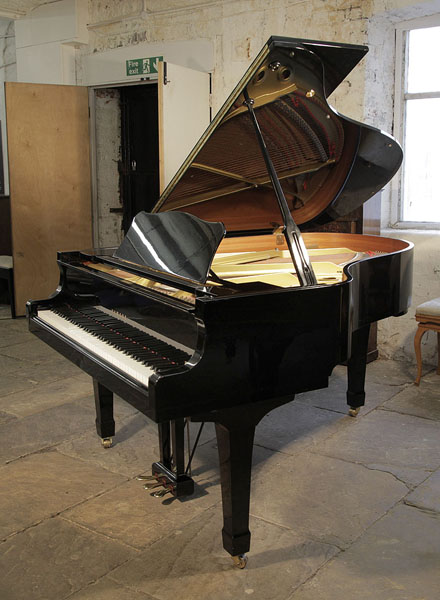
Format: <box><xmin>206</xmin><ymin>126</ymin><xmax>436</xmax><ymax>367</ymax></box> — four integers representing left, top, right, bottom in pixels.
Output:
<box><xmin>414</xmin><ymin>325</ymin><xmax>427</xmax><ymax>385</ymax></box>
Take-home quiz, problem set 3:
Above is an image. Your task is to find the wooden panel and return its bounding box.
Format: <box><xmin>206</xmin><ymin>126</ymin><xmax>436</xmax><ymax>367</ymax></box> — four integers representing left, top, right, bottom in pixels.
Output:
<box><xmin>6</xmin><ymin>82</ymin><xmax>92</xmax><ymax>316</ymax></box>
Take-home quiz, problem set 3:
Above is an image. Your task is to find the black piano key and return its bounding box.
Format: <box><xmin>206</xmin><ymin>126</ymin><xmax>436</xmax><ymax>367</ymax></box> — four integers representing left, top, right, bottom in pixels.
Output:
<box><xmin>55</xmin><ymin>303</ymin><xmax>191</xmax><ymax>370</ymax></box>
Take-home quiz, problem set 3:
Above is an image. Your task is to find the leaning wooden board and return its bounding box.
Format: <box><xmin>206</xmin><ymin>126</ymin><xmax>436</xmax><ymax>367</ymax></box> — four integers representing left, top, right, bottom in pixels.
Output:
<box><xmin>6</xmin><ymin>82</ymin><xmax>92</xmax><ymax>316</ymax></box>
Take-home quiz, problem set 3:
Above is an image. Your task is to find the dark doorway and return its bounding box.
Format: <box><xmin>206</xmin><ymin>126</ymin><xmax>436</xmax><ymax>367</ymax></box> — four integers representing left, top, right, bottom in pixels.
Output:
<box><xmin>120</xmin><ymin>84</ymin><xmax>159</xmax><ymax>233</ymax></box>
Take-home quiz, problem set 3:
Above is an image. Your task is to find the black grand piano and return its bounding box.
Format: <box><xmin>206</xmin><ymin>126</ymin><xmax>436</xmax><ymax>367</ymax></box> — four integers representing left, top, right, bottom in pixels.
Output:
<box><xmin>27</xmin><ymin>37</ymin><xmax>413</xmax><ymax>568</ymax></box>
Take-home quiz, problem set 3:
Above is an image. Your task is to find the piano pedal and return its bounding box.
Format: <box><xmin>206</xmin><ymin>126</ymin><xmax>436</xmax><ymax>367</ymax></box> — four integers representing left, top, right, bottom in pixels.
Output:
<box><xmin>101</xmin><ymin>437</ymin><xmax>113</xmax><ymax>449</ymax></box>
<box><xmin>143</xmin><ymin>480</ymin><xmax>164</xmax><ymax>490</ymax></box>
<box><xmin>151</xmin><ymin>488</ymin><xmax>173</xmax><ymax>498</ymax></box>
<box><xmin>135</xmin><ymin>474</ymin><xmax>156</xmax><ymax>481</ymax></box>
<box><xmin>152</xmin><ymin>461</ymin><xmax>194</xmax><ymax>498</ymax></box>
<box><xmin>348</xmin><ymin>406</ymin><xmax>360</xmax><ymax>417</ymax></box>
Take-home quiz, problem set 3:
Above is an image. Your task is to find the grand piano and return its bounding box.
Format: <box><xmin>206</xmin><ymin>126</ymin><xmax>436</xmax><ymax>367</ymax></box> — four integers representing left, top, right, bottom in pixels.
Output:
<box><xmin>27</xmin><ymin>37</ymin><xmax>413</xmax><ymax>568</ymax></box>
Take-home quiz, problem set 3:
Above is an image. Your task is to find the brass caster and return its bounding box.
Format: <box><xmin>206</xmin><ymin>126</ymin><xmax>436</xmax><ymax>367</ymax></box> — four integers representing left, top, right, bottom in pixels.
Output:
<box><xmin>348</xmin><ymin>407</ymin><xmax>360</xmax><ymax>418</ymax></box>
<box><xmin>101</xmin><ymin>437</ymin><xmax>113</xmax><ymax>448</ymax></box>
<box><xmin>231</xmin><ymin>554</ymin><xmax>248</xmax><ymax>569</ymax></box>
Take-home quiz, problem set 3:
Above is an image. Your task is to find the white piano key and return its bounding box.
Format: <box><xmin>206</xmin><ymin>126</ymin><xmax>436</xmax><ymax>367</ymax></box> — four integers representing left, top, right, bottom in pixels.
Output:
<box><xmin>37</xmin><ymin>309</ymin><xmax>154</xmax><ymax>387</ymax></box>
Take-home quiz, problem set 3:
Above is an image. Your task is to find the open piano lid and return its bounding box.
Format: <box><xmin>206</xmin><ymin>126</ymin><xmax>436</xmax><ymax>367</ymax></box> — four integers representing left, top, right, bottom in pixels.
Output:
<box><xmin>153</xmin><ymin>36</ymin><xmax>402</xmax><ymax>230</ymax></box>
<box><xmin>116</xmin><ymin>36</ymin><xmax>403</xmax><ymax>286</ymax></box>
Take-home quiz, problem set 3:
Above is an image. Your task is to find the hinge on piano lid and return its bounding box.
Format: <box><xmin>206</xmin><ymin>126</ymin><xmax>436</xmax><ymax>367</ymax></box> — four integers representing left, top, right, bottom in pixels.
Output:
<box><xmin>272</xmin><ymin>224</ymin><xmax>285</xmax><ymax>247</ymax></box>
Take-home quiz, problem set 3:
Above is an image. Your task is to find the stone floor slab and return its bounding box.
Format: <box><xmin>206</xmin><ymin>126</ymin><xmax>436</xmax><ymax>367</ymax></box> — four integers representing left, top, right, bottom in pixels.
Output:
<box><xmin>64</xmin><ymin>442</ymin><xmax>221</xmax><ymax>549</ymax></box>
<box><xmin>0</xmin><ymin>517</ymin><xmax>137</xmax><ymax>600</ymax></box>
<box><xmin>0</xmin><ymin>374</ymin><xmax>93</xmax><ymax>417</ymax></box>
<box><xmin>57</xmin><ymin>412</ymin><xmax>165</xmax><ymax>478</ymax></box>
<box><xmin>0</xmin><ymin>336</ymin><xmax>61</xmax><ymax>363</ymax></box>
<box><xmin>68</xmin><ymin>579</ymin><xmax>155</xmax><ymax>600</ymax></box>
<box><xmin>405</xmin><ymin>467</ymin><xmax>440</xmax><ymax>513</ymax></box>
<box><xmin>255</xmin><ymin>401</ymin><xmax>351</xmax><ymax>455</ymax></box>
<box><xmin>0</xmin><ymin>351</ymin><xmax>27</xmax><ymax>375</ymax></box>
<box><xmin>0</xmin><ymin>356</ymin><xmax>82</xmax><ymax>397</ymax></box>
<box><xmin>363</xmin><ymin>358</ymin><xmax>415</xmax><ymax>386</ymax></box>
<box><xmin>0</xmin><ymin>409</ymin><xmax>16</xmax><ymax>425</ymax></box>
<box><xmin>0</xmin><ymin>449</ymin><xmax>126</xmax><ymax>540</ymax></box>
<box><xmin>295</xmin><ymin>365</ymin><xmax>403</xmax><ymax>416</ymax></box>
<box><xmin>289</xmin><ymin>504</ymin><xmax>440</xmax><ymax>600</ymax></box>
<box><xmin>313</xmin><ymin>409</ymin><xmax>440</xmax><ymax>485</ymax></box>
<box><xmin>382</xmin><ymin>379</ymin><xmax>440</xmax><ymax>420</ymax></box>
<box><xmin>109</xmin><ymin>507</ymin><xmax>338</xmax><ymax>600</ymax></box>
<box><xmin>0</xmin><ymin>325</ymin><xmax>34</xmax><ymax>348</ymax></box>
<box><xmin>0</xmin><ymin>401</ymin><xmax>96</xmax><ymax>463</ymax></box>
<box><xmin>250</xmin><ymin>449</ymin><xmax>407</xmax><ymax>549</ymax></box>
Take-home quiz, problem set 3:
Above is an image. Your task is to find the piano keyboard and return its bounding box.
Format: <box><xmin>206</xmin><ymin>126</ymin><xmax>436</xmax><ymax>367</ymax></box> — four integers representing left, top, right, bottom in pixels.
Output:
<box><xmin>37</xmin><ymin>304</ymin><xmax>192</xmax><ymax>387</ymax></box>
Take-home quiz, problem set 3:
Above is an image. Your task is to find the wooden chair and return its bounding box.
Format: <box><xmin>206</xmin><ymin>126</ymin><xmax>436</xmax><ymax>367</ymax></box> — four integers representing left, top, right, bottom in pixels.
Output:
<box><xmin>414</xmin><ymin>298</ymin><xmax>440</xmax><ymax>385</ymax></box>
<box><xmin>0</xmin><ymin>255</ymin><xmax>15</xmax><ymax>318</ymax></box>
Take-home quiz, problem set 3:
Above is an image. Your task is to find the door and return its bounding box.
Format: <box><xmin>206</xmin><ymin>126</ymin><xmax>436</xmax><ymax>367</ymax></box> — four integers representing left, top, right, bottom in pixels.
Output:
<box><xmin>158</xmin><ymin>62</ymin><xmax>210</xmax><ymax>193</ymax></box>
<box><xmin>5</xmin><ymin>82</ymin><xmax>92</xmax><ymax>317</ymax></box>
<box><xmin>120</xmin><ymin>84</ymin><xmax>159</xmax><ymax>233</ymax></box>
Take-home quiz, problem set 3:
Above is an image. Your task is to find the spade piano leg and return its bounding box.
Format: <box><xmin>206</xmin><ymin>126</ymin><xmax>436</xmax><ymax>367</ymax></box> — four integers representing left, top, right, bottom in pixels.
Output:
<box><xmin>346</xmin><ymin>324</ymin><xmax>371</xmax><ymax>417</ymax></box>
<box><xmin>194</xmin><ymin>397</ymin><xmax>286</xmax><ymax>567</ymax></box>
<box><xmin>93</xmin><ymin>379</ymin><xmax>115</xmax><ymax>447</ymax></box>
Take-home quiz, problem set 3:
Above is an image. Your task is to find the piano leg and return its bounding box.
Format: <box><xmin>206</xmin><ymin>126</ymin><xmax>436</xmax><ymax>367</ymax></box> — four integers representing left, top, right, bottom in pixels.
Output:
<box><xmin>346</xmin><ymin>324</ymin><xmax>371</xmax><ymax>417</ymax></box>
<box><xmin>93</xmin><ymin>379</ymin><xmax>115</xmax><ymax>448</ymax></box>
<box><xmin>152</xmin><ymin>419</ymin><xmax>194</xmax><ymax>498</ymax></box>
<box><xmin>158</xmin><ymin>421</ymin><xmax>172</xmax><ymax>469</ymax></box>
<box><xmin>195</xmin><ymin>397</ymin><xmax>286</xmax><ymax>568</ymax></box>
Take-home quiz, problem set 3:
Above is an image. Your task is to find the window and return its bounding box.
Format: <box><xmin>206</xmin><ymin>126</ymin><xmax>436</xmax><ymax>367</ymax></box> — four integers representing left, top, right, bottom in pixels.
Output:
<box><xmin>395</xmin><ymin>18</ymin><xmax>440</xmax><ymax>226</ymax></box>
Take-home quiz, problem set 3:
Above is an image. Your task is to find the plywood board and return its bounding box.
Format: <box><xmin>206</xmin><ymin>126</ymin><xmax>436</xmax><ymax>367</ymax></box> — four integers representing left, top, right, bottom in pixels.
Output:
<box><xmin>6</xmin><ymin>82</ymin><xmax>92</xmax><ymax>316</ymax></box>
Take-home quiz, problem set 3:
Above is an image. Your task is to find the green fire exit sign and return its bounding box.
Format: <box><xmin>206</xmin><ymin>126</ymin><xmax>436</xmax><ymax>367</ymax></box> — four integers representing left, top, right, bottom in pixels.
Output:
<box><xmin>126</xmin><ymin>56</ymin><xmax>163</xmax><ymax>76</ymax></box>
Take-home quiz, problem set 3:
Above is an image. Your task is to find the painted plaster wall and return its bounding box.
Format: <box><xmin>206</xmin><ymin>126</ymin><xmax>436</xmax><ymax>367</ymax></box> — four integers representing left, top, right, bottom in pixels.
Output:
<box><xmin>84</xmin><ymin>0</ymin><xmax>440</xmax><ymax>367</ymax></box>
<box><xmin>0</xmin><ymin>19</ymin><xmax>16</xmax><ymax>84</ymax></box>
<box><xmin>379</xmin><ymin>229</ymin><xmax>440</xmax><ymax>365</ymax></box>
<box><xmin>94</xmin><ymin>88</ymin><xmax>123</xmax><ymax>248</ymax></box>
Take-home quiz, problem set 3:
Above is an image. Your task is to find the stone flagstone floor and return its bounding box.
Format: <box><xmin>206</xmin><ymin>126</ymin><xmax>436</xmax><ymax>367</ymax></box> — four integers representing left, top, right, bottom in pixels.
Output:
<box><xmin>0</xmin><ymin>304</ymin><xmax>440</xmax><ymax>599</ymax></box>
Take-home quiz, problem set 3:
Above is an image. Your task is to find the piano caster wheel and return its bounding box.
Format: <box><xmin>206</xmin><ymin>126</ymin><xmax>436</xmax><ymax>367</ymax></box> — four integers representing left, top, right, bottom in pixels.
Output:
<box><xmin>101</xmin><ymin>437</ymin><xmax>113</xmax><ymax>448</ymax></box>
<box><xmin>348</xmin><ymin>407</ymin><xmax>360</xmax><ymax>417</ymax></box>
<box><xmin>231</xmin><ymin>554</ymin><xmax>248</xmax><ymax>569</ymax></box>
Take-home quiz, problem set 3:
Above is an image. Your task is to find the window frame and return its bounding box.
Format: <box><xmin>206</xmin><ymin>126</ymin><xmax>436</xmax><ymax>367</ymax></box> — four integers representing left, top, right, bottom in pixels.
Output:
<box><xmin>392</xmin><ymin>14</ymin><xmax>440</xmax><ymax>229</ymax></box>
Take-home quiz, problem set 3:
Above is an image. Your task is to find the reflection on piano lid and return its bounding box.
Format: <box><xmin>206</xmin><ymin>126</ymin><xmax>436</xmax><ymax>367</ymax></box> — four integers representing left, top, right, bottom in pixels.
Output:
<box><xmin>113</xmin><ymin>211</ymin><xmax>226</xmax><ymax>285</ymax></box>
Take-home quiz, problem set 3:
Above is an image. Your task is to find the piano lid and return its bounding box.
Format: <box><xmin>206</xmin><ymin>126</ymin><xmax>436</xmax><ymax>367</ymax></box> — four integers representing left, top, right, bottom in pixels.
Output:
<box><xmin>153</xmin><ymin>36</ymin><xmax>403</xmax><ymax>232</ymax></box>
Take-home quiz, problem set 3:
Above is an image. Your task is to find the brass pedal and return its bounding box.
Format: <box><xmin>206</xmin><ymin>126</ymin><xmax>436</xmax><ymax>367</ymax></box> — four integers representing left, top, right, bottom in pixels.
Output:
<box><xmin>143</xmin><ymin>481</ymin><xmax>163</xmax><ymax>490</ymax></box>
<box><xmin>136</xmin><ymin>474</ymin><xmax>156</xmax><ymax>481</ymax></box>
<box><xmin>152</xmin><ymin>488</ymin><xmax>173</xmax><ymax>498</ymax></box>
